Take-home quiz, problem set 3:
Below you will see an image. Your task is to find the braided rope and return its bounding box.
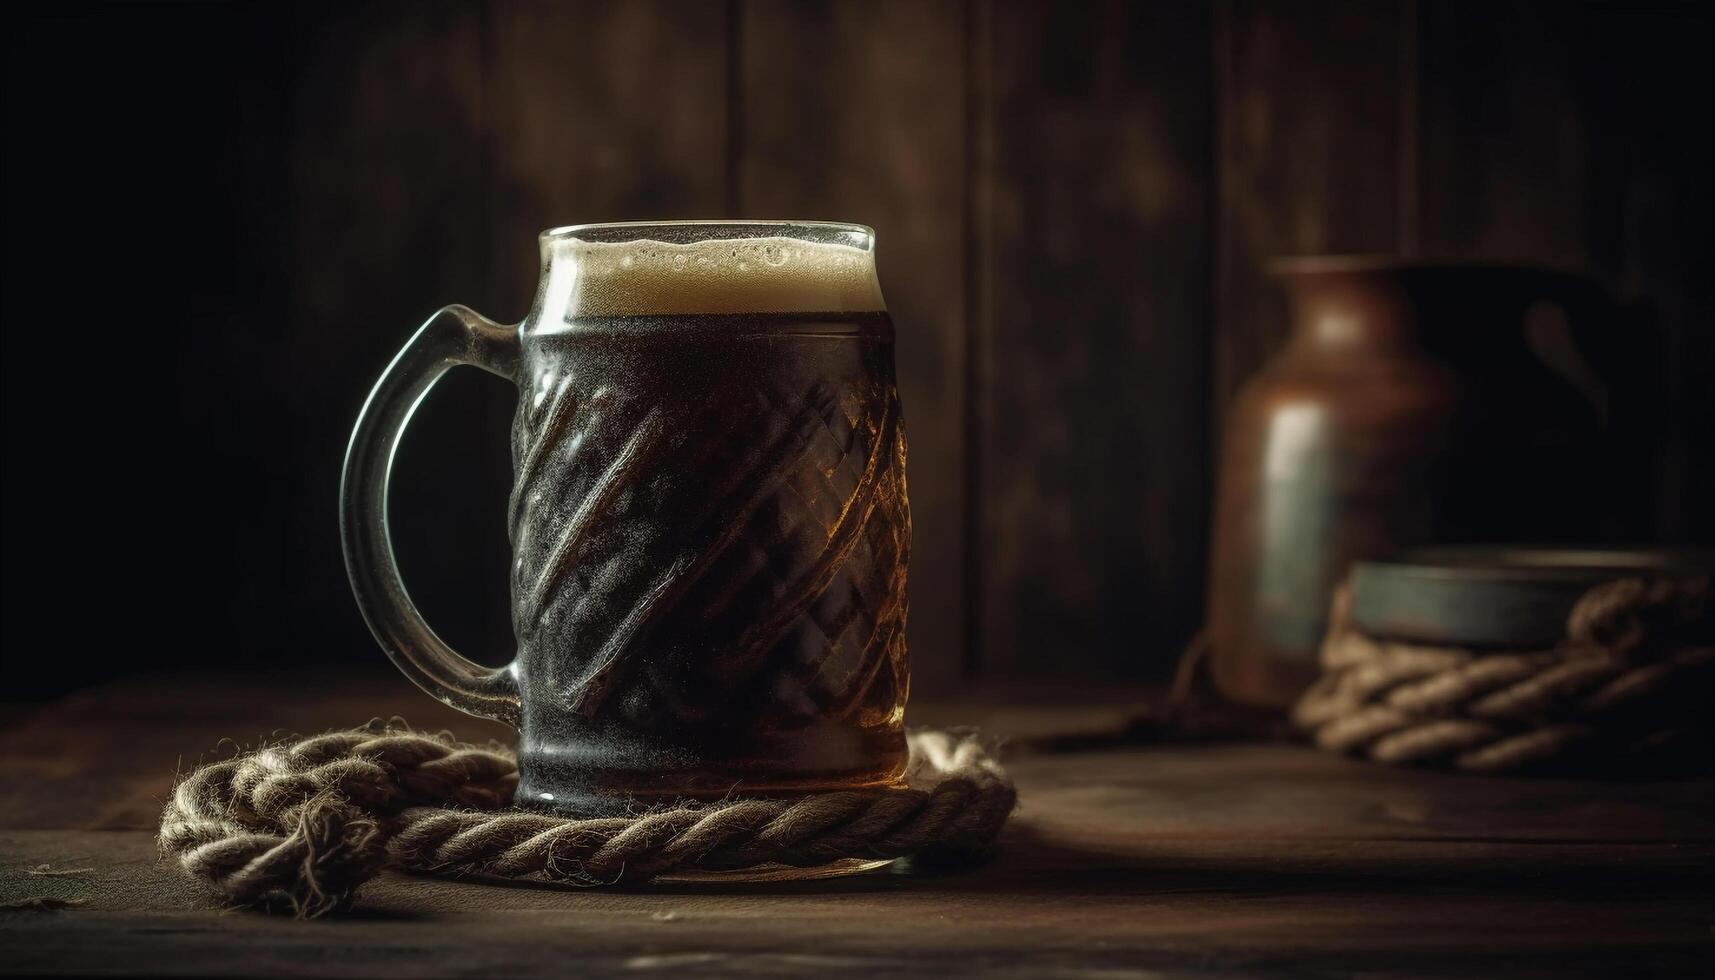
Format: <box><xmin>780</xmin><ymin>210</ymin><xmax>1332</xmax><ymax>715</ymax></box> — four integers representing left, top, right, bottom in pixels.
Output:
<box><xmin>160</xmin><ymin>727</ymin><xmax>1015</xmax><ymax>917</ymax></box>
<box><xmin>1292</xmin><ymin>576</ymin><xmax>1714</xmax><ymax>772</ymax></box>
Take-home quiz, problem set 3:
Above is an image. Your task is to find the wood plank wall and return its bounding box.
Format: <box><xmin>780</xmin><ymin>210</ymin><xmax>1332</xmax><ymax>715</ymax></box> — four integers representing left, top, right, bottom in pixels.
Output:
<box><xmin>5</xmin><ymin>0</ymin><xmax>1709</xmax><ymax>697</ymax></box>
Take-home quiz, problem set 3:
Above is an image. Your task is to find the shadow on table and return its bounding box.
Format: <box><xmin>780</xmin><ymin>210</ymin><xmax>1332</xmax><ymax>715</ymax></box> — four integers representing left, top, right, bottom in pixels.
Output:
<box><xmin>962</xmin><ymin>821</ymin><xmax>1715</xmax><ymax>900</ymax></box>
<box><xmin>427</xmin><ymin>816</ymin><xmax>1711</xmax><ymax>904</ymax></box>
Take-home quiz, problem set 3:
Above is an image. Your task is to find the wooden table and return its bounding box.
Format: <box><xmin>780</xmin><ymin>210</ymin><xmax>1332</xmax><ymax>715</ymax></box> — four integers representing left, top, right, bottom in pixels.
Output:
<box><xmin>2</xmin><ymin>672</ymin><xmax>1710</xmax><ymax>977</ymax></box>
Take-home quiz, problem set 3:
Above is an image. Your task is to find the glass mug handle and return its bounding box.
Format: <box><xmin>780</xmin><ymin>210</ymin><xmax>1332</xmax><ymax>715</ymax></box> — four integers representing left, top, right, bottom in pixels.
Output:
<box><xmin>339</xmin><ymin>304</ymin><xmax>522</xmax><ymax>727</ymax></box>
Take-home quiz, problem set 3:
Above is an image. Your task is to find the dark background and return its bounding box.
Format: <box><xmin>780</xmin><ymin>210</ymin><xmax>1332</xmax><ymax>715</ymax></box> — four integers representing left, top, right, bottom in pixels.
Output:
<box><xmin>3</xmin><ymin>0</ymin><xmax>1711</xmax><ymax>702</ymax></box>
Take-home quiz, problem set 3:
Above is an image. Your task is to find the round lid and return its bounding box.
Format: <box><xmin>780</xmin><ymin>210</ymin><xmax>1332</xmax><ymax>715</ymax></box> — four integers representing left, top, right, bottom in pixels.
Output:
<box><xmin>1349</xmin><ymin>546</ymin><xmax>1714</xmax><ymax>647</ymax></box>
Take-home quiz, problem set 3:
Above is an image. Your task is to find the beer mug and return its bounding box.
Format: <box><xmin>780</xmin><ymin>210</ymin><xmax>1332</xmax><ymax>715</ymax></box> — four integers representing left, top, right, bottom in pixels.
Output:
<box><xmin>341</xmin><ymin>222</ymin><xmax>910</xmax><ymax>815</ymax></box>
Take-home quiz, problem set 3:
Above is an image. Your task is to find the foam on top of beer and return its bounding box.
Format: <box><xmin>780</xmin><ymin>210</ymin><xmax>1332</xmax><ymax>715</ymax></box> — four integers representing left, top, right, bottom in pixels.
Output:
<box><xmin>549</xmin><ymin>235</ymin><xmax>886</xmax><ymax>317</ymax></box>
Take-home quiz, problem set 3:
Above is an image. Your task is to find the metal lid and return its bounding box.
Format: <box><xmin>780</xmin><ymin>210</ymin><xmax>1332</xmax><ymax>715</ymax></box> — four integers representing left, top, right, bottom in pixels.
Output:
<box><xmin>1349</xmin><ymin>547</ymin><xmax>1714</xmax><ymax>647</ymax></box>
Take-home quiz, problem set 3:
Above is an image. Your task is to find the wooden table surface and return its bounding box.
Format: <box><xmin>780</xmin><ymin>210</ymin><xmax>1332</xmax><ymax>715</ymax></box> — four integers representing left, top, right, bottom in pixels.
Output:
<box><xmin>1</xmin><ymin>671</ymin><xmax>1710</xmax><ymax>978</ymax></box>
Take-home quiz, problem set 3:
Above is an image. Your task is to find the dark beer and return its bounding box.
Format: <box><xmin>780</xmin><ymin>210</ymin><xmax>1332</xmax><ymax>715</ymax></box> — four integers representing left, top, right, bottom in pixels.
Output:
<box><xmin>506</xmin><ymin>231</ymin><xmax>910</xmax><ymax>812</ymax></box>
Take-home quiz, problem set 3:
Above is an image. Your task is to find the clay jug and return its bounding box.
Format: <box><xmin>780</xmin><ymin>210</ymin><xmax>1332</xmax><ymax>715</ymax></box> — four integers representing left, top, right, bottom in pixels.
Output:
<box><xmin>1206</xmin><ymin>258</ymin><xmax>1619</xmax><ymax>709</ymax></box>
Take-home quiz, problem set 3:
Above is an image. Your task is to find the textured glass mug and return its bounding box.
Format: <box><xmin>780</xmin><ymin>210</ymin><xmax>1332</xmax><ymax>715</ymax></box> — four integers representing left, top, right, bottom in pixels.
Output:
<box><xmin>340</xmin><ymin>221</ymin><xmax>911</xmax><ymax>816</ymax></box>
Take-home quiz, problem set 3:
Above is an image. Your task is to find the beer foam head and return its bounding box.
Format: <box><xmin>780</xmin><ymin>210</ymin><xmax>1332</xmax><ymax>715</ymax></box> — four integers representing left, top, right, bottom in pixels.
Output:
<box><xmin>540</xmin><ymin>223</ymin><xmax>886</xmax><ymax>318</ymax></box>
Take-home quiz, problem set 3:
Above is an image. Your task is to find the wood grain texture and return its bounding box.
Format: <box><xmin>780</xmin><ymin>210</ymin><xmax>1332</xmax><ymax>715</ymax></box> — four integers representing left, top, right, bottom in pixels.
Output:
<box><xmin>1416</xmin><ymin>2</ymin><xmax>1594</xmax><ymax>266</ymax></box>
<box><xmin>735</xmin><ymin>0</ymin><xmax>969</xmax><ymax>693</ymax></box>
<box><xmin>1213</xmin><ymin>0</ymin><xmax>1406</xmax><ymax>419</ymax></box>
<box><xmin>1416</xmin><ymin>0</ymin><xmax>1715</xmax><ymax>544</ymax></box>
<box><xmin>4</xmin><ymin>829</ymin><xmax>1711</xmax><ymax>978</ymax></box>
<box><xmin>2</xmin><ymin>677</ymin><xmax>1711</xmax><ymax>977</ymax></box>
<box><xmin>483</xmin><ymin>0</ymin><xmax>731</xmax><ymax>314</ymax></box>
<box><xmin>975</xmin><ymin>0</ymin><xmax>1213</xmax><ymax>681</ymax></box>
<box><xmin>286</xmin><ymin>1</ymin><xmax>521</xmax><ymax>668</ymax></box>
<box><xmin>7</xmin><ymin>0</ymin><xmax>1711</xmax><ymax>705</ymax></box>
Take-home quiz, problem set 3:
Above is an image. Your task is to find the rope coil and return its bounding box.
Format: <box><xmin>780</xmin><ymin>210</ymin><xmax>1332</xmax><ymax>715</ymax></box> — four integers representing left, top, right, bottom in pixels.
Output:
<box><xmin>160</xmin><ymin>727</ymin><xmax>1015</xmax><ymax>917</ymax></box>
<box><xmin>1293</xmin><ymin>576</ymin><xmax>1714</xmax><ymax>772</ymax></box>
